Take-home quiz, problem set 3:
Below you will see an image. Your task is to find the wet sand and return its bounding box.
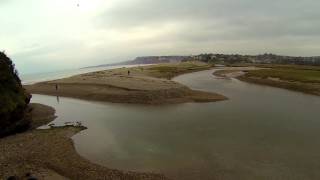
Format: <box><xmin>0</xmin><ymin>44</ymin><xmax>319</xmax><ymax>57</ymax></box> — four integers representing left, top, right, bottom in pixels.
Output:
<box><xmin>0</xmin><ymin>103</ymin><xmax>168</xmax><ymax>180</ymax></box>
<box><xmin>24</xmin><ymin>63</ymin><xmax>227</xmax><ymax>104</ymax></box>
<box><xmin>213</xmin><ymin>67</ymin><xmax>265</xmax><ymax>79</ymax></box>
<box><xmin>214</xmin><ymin>66</ymin><xmax>320</xmax><ymax>96</ymax></box>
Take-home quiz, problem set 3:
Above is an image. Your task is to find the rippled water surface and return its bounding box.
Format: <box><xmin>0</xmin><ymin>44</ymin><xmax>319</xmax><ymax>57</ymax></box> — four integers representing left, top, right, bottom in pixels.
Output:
<box><xmin>31</xmin><ymin>70</ymin><xmax>320</xmax><ymax>180</ymax></box>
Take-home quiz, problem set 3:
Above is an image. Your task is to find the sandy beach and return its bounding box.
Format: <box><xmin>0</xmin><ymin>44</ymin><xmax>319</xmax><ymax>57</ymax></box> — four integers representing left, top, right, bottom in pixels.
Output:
<box><xmin>0</xmin><ymin>103</ymin><xmax>168</xmax><ymax>180</ymax></box>
<box><xmin>1</xmin><ymin>63</ymin><xmax>227</xmax><ymax>179</ymax></box>
<box><xmin>24</xmin><ymin>63</ymin><xmax>227</xmax><ymax>104</ymax></box>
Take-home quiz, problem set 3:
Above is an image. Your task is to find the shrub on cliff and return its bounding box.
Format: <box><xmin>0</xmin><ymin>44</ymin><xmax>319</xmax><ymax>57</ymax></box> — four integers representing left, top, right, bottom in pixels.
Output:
<box><xmin>0</xmin><ymin>52</ymin><xmax>31</xmax><ymax>137</ymax></box>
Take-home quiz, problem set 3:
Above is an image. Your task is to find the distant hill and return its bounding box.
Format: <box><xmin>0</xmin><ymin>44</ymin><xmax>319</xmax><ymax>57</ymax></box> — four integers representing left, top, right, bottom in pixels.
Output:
<box><xmin>129</xmin><ymin>56</ymin><xmax>189</xmax><ymax>64</ymax></box>
<box><xmin>191</xmin><ymin>53</ymin><xmax>320</xmax><ymax>66</ymax></box>
<box><xmin>84</xmin><ymin>53</ymin><xmax>320</xmax><ymax>69</ymax></box>
<box><xmin>0</xmin><ymin>52</ymin><xmax>31</xmax><ymax>137</ymax></box>
<box><xmin>83</xmin><ymin>56</ymin><xmax>190</xmax><ymax>68</ymax></box>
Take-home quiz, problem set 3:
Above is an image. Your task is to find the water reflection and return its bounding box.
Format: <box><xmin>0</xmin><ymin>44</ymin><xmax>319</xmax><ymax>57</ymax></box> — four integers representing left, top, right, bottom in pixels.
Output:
<box><xmin>31</xmin><ymin>70</ymin><xmax>320</xmax><ymax>180</ymax></box>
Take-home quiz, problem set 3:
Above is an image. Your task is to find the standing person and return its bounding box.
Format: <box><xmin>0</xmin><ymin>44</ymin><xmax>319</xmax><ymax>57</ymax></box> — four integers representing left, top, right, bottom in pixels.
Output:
<box><xmin>55</xmin><ymin>84</ymin><xmax>58</xmax><ymax>91</ymax></box>
<box><xmin>128</xmin><ymin>70</ymin><xmax>130</xmax><ymax>76</ymax></box>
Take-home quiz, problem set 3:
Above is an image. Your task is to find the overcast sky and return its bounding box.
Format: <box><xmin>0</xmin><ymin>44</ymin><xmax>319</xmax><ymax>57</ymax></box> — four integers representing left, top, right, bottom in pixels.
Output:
<box><xmin>1</xmin><ymin>0</ymin><xmax>320</xmax><ymax>74</ymax></box>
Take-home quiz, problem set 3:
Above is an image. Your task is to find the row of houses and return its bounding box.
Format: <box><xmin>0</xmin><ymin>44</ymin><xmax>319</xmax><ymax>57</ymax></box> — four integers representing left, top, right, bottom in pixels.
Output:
<box><xmin>190</xmin><ymin>53</ymin><xmax>320</xmax><ymax>65</ymax></box>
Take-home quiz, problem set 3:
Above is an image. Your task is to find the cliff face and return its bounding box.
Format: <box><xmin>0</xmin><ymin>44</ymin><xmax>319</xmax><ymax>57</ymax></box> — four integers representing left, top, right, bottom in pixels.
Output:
<box><xmin>0</xmin><ymin>52</ymin><xmax>31</xmax><ymax>137</ymax></box>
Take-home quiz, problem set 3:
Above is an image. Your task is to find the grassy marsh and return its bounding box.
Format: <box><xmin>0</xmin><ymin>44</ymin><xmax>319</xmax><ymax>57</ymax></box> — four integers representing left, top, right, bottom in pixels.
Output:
<box><xmin>239</xmin><ymin>65</ymin><xmax>320</xmax><ymax>95</ymax></box>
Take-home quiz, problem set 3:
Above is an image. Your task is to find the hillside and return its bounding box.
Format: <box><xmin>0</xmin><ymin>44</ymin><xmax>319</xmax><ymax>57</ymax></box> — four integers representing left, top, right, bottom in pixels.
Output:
<box><xmin>84</xmin><ymin>53</ymin><xmax>320</xmax><ymax>69</ymax></box>
<box><xmin>191</xmin><ymin>53</ymin><xmax>320</xmax><ymax>66</ymax></box>
<box><xmin>83</xmin><ymin>56</ymin><xmax>189</xmax><ymax>68</ymax></box>
<box><xmin>0</xmin><ymin>52</ymin><xmax>31</xmax><ymax>137</ymax></box>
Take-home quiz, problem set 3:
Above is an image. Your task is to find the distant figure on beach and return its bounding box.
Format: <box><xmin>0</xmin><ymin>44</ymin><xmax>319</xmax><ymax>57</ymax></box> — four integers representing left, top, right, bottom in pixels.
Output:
<box><xmin>55</xmin><ymin>84</ymin><xmax>58</xmax><ymax>91</ymax></box>
<box><xmin>128</xmin><ymin>70</ymin><xmax>130</xmax><ymax>76</ymax></box>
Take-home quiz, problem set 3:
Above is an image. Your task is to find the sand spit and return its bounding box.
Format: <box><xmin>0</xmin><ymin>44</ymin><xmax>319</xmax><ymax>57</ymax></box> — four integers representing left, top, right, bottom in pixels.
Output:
<box><xmin>25</xmin><ymin>63</ymin><xmax>227</xmax><ymax>104</ymax></box>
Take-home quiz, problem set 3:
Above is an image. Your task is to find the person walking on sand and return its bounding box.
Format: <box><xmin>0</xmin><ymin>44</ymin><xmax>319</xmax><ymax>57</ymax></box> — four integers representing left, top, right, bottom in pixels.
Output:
<box><xmin>128</xmin><ymin>70</ymin><xmax>130</xmax><ymax>76</ymax></box>
<box><xmin>55</xmin><ymin>84</ymin><xmax>58</xmax><ymax>91</ymax></box>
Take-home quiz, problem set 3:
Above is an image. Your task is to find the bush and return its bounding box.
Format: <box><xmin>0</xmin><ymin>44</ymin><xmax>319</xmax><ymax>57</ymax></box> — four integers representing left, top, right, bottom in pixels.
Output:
<box><xmin>0</xmin><ymin>52</ymin><xmax>31</xmax><ymax>137</ymax></box>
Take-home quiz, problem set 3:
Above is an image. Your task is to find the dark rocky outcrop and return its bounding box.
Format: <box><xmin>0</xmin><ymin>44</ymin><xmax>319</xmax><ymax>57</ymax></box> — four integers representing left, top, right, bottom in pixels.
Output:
<box><xmin>0</xmin><ymin>52</ymin><xmax>31</xmax><ymax>137</ymax></box>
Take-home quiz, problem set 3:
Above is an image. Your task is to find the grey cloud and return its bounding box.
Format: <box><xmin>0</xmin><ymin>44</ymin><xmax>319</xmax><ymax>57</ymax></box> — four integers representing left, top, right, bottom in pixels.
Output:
<box><xmin>2</xmin><ymin>0</ymin><xmax>320</xmax><ymax>74</ymax></box>
<box><xmin>93</xmin><ymin>0</ymin><xmax>320</xmax><ymax>57</ymax></box>
<box><xmin>97</xmin><ymin>0</ymin><xmax>320</xmax><ymax>39</ymax></box>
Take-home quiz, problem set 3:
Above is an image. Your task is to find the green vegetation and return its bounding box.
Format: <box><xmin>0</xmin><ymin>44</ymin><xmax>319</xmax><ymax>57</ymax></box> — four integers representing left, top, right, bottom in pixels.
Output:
<box><xmin>245</xmin><ymin>66</ymin><xmax>320</xmax><ymax>83</ymax></box>
<box><xmin>252</xmin><ymin>64</ymin><xmax>320</xmax><ymax>71</ymax></box>
<box><xmin>146</xmin><ymin>62</ymin><xmax>213</xmax><ymax>79</ymax></box>
<box><xmin>240</xmin><ymin>65</ymin><xmax>320</xmax><ymax>95</ymax></box>
<box><xmin>0</xmin><ymin>52</ymin><xmax>31</xmax><ymax>137</ymax></box>
<box><xmin>192</xmin><ymin>53</ymin><xmax>320</xmax><ymax>66</ymax></box>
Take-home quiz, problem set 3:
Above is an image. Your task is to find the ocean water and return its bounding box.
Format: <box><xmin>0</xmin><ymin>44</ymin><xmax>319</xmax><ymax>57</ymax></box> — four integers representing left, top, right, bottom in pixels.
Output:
<box><xmin>21</xmin><ymin>64</ymin><xmax>147</xmax><ymax>85</ymax></box>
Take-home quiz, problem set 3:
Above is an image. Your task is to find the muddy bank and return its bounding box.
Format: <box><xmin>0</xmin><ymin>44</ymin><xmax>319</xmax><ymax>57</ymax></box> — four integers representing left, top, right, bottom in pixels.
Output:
<box><xmin>213</xmin><ymin>66</ymin><xmax>320</xmax><ymax>96</ymax></box>
<box><xmin>28</xmin><ymin>103</ymin><xmax>56</xmax><ymax>129</ymax></box>
<box><xmin>238</xmin><ymin>76</ymin><xmax>320</xmax><ymax>96</ymax></box>
<box><xmin>213</xmin><ymin>67</ymin><xmax>265</xmax><ymax>79</ymax></box>
<box><xmin>25</xmin><ymin>63</ymin><xmax>227</xmax><ymax>104</ymax></box>
<box><xmin>0</xmin><ymin>104</ymin><xmax>168</xmax><ymax>180</ymax></box>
